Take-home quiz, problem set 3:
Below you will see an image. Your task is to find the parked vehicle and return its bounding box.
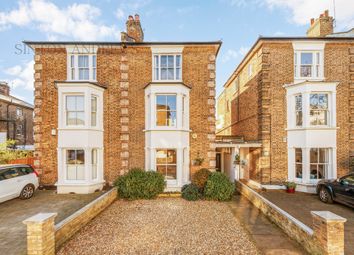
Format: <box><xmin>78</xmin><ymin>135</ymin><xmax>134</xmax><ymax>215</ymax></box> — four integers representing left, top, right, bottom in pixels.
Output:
<box><xmin>0</xmin><ymin>164</ymin><xmax>39</xmax><ymax>203</ymax></box>
<box><xmin>316</xmin><ymin>173</ymin><xmax>354</xmax><ymax>208</ymax></box>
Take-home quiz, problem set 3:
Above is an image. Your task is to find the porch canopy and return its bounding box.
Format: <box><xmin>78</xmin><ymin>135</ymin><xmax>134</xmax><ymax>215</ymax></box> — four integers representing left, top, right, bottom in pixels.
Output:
<box><xmin>215</xmin><ymin>136</ymin><xmax>262</xmax><ymax>148</ymax></box>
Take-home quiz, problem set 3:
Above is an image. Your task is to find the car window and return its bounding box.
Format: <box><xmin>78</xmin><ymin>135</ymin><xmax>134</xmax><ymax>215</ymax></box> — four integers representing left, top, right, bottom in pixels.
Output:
<box><xmin>341</xmin><ymin>175</ymin><xmax>354</xmax><ymax>186</ymax></box>
<box><xmin>1</xmin><ymin>168</ymin><xmax>23</xmax><ymax>180</ymax></box>
<box><xmin>18</xmin><ymin>167</ymin><xmax>34</xmax><ymax>175</ymax></box>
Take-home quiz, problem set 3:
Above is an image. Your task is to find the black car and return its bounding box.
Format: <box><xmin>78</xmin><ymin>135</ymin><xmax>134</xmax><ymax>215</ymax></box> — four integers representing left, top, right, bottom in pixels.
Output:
<box><xmin>316</xmin><ymin>173</ymin><xmax>354</xmax><ymax>208</ymax></box>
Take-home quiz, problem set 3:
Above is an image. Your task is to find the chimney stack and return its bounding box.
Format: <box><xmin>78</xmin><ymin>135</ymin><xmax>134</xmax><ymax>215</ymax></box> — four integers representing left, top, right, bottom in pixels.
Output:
<box><xmin>0</xmin><ymin>81</ymin><xmax>10</xmax><ymax>96</ymax></box>
<box><xmin>121</xmin><ymin>14</ymin><xmax>144</xmax><ymax>42</ymax></box>
<box><xmin>306</xmin><ymin>10</ymin><xmax>334</xmax><ymax>37</ymax></box>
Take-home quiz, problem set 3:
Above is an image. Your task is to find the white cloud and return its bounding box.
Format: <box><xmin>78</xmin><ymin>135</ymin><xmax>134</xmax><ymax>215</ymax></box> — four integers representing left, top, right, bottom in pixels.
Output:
<box><xmin>222</xmin><ymin>49</ymin><xmax>239</xmax><ymax>63</ymax></box>
<box><xmin>115</xmin><ymin>8</ymin><xmax>125</xmax><ymax>20</ymax></box>
<box><xmin>238</xmin><ymin>46</ymin><xmax>250</xmax><ymax>56</ymax></box>
<box><xmin>264</xmin><ymin>0</ymin><xmax>354</xmax><ymax>30</ymax></box>
<box><xmin>222</xmin><ymin>47</ymin><xmax>250</xmax><ymax>63</ymax></box>
<box><xmin>4</xmin><ymin>60</ymin><xmax>34</xmax><ymax>91</ymax></box>
<box><xmin>0</xmin><ymin>0</ymin><xmax>120</xmax><ymax>40</ymax></box>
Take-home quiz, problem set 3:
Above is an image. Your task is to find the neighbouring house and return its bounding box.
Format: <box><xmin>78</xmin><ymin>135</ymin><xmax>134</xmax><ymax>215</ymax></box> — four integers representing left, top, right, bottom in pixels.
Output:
<box><xmin>0</xmin><ymin>81</ymin><xmax>34</xmax><ymax>148</ymax></box>
<box><xmin>24</xmin><ymin>15</ymin><xmax>221</xmax><ymax>194</ymax></box>
<box><xmin>216</xmin><ymin>10</ymin><xmax>354</xmax><ymax>193</ymax></box>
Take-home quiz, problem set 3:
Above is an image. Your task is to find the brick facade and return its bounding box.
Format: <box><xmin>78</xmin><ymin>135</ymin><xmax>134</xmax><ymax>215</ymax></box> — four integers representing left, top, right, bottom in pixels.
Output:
<box><xmin>0</xmin><ymin>83</ymin><xmax>34</xmax><ymax>146</ymax></box>
<box><xmin>31</xmin><ymin>42</ymin><xmax>219</xmax><ymax>185</ymax></box>
<box><xmin>217</xmin><ymin>39</ymin><xmax>354</xmax><ymax>184</ymax></box>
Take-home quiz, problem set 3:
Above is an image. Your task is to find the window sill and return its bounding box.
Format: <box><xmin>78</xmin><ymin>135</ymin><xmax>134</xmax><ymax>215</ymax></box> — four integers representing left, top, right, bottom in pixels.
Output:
<box><xmin>152</xmin><ymin>80</ymin><xmax>183</xmax><ymax>83</ymax></box>
<box><xmin>58</xmin><ymin>127</ymin><xmax>104</xmax><ymax>132</ymax></box>
<box><xmin>294</xmin><ymin>77</ymin><xmax>325</xmax><ymax>82</ymax></box>
<box><xmin>286</xmin><ymin>126</ymin><xmax>337</xmax><ymax>131</ymax></box>
<box><xmin>144</xmin><ymin>128</ymin><xmax>191</xmax><ymax>132</ymax></box>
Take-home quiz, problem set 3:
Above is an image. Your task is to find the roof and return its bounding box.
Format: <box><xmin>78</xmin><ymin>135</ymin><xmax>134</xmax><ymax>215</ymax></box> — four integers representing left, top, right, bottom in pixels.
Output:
<box><xmin>223</xmin><ymin>35</ymin><xmax>354</xmax><ymax>89</ymax></box>
<box><xmin>0</xmin><ymin>94</ymin><xmax>33</xmax><ymax>109</ymax></box>
<box><xmin>23</xmin><ymin>40</ymin><xmax>223</xmax><ymax>56</ymax></box>
<box><xmin>327</xmin><ymin>28</ymin><xmax>354</xmax><ymax>38</ymax></box>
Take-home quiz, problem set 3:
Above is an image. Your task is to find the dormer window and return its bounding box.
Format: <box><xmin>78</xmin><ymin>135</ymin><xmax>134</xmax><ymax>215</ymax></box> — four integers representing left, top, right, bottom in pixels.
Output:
<box><xmin>68</xmin><ymin>54</ymin><xmax>97</xmax><ymax>81</ymax></box>
<box><xmin>294</xmin><ymin>51</ymin><xmax>323</xmax><ymax>79</ymax></box>
<box><xmin>153</xmin><ymin>54</ymin><xmax>182</xmax><ymax>81</ymax></box>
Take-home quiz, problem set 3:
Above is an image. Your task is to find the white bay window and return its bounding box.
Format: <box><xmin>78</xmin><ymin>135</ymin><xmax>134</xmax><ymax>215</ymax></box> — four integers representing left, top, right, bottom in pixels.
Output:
<box><xmin>57</xmin><ymin>80</ymin><xmax>104</xmax><ymax>194</ymax></box>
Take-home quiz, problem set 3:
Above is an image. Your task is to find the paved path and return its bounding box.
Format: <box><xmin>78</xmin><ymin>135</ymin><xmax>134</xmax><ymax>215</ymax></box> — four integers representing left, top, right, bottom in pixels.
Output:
<box><xmin>261</xmin><ymin>190</ymin><xmax>354</xmax><ymax>255</ymax></box>
<box><xmin>227</xmin><ymin>195</ymin><xmax>307</xmax><ymax>255</ymax></box>
<box><xmin>0</xmin><ymin>190</ymin><xmax>103</xmax><ymax>255</ymax></box>
<box><xmin>59</xmin><ymin>198</ymin><xmax>260</xmax><ymax>255</ymax></box>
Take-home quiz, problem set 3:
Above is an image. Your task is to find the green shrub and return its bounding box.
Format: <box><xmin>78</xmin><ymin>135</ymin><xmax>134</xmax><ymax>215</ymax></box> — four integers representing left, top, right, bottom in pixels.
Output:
<box><xmin>114</xmin><ymin>168</ymin><xmax>165</xmax><ymax>200</ymax></box>
<box><xmin>181</xmin><ymin>184</ymin><xmax>201</xmax><ymax>201</ymax></box>
<box><xmin>204</xmin><ymin>172</ymin><xmax>235</xmax><ymax>201</ymax></box>
<box><xmin>0</xmin><ymin>140</ymin><xmax>33</xmax><ymax>164</ymax></box>
<box><xmin>192</xmin><ymin>168</ymin><xmax>211</xmax><ymax>191</ymax></box>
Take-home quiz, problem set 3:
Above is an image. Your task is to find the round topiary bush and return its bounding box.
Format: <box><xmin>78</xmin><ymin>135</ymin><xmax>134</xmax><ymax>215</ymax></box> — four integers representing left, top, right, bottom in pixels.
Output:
<box><xmin>192</xmin><ymin>168</ymin><xmax>211</xmax><ymax>191</ymax></box>
<box><xmin>181</xmin><ymin>184</ymin><xmax>201</xmax><ymax>201</ymax></box>
<box><xmin>204</xmin><ymin>172</ymin><xmax>235</xmax><ymax>201</ymax></box>
<box><xmin>114</xmin><ymin>168</ymin><xmax>165</xmax><ymax>200</ymax></box>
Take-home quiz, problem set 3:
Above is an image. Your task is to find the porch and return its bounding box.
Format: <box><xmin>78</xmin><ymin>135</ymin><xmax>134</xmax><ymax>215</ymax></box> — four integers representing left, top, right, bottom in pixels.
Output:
<box><xmin>215</xmin><ymin>136</ymin><xmax>262</xmax><ymax>182</ymax></box>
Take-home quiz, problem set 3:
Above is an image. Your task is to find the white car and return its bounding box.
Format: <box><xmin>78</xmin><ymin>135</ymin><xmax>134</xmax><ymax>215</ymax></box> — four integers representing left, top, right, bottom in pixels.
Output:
<box><xmin>0</xmin><ymin>164</ymin><xmax>39</xmax><ymax>203</ymax></box>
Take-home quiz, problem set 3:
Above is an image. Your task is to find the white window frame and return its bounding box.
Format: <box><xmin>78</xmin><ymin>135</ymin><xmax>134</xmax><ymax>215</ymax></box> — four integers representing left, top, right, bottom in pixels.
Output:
<box><xmin>155</xmin><ymin>148</ymin><xmax>177</xmax><ymax>180</ymax></box>
<box><xmin>152</xmin><ymin>54</ymin><xmax>182</xmax><ymax>82</ymax></box>
<box><xmin>294</xmin><ymin>148</ymin><xmax>303</xmax><ymax>180</ymax></box>
<box><xmin>294</xmin><ymin>51</ymin><xmax>323</xmax><ymax>80</ymax></box>
<box><xmin>294</xmin><ymin>94</ymin><xmax>303</xmax><ymax>127</ymax></box>
<box><xmin>65</xmin><ymin>94</ymin><xmax>85</xmax><ymax>127</ymax></box>
<box><xmin>156</xmin><ymin>94</ymin><xmax>177</xmax><ymax>127</ymax></box>
<box><xmin>248</xmin><ymin>64</ymin><xmax>253</xmax><ymax>77</ymax></box>
<box><xmin>309</xmin><ymin>148</ymin><xmax>329</xmax><ymax>180</ymax></box>
<box><xmin>67</xmin><ymin>54</ymin><xmax>97</xmax><ymax>81</ymax></box>
<box><xmin>91</xmin><ymin>95</ymin><xmax>98</xmax><ymax>127</ymax></box>
<box><xmin>16</xmin><ymin>107</ymin><xmax>23</xmax><ymax>117</ymax></box>
<box><xmin>309</xmin><ymin>93</ymin><xmax>329</xmax><ymax>127</ymax></box>
<box><xmin>65</xmin><ymin>149</ymin><xmax>85</xmax><ymax>181</ymax></box>
<box><xmin>91</xmin><ymin>148</ymin><xmax>98</xmax><ymax>180</ymax></box>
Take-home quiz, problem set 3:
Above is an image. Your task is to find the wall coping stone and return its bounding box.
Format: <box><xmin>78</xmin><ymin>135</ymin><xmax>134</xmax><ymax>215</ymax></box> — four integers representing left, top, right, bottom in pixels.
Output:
<box><xmin>311</xmin><ymin>211</ymin><xmax>347</xmax><ymax>223</ymax></box>
<box><xmin>23</xmin><ymin>213</ymin><xmax>57</xmax><ymax>224</ymax></box>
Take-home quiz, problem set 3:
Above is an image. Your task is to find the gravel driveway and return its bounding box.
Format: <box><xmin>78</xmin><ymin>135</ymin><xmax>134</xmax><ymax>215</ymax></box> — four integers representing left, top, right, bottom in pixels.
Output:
<box><xmin>58</xmin><ymin>198</ymin><xmax>259</xmax><ymax>255</ymax></box>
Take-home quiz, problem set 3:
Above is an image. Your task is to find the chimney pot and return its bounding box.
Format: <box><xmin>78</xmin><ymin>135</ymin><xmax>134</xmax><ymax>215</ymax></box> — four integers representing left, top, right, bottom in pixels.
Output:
<box><xmin>121</xmin><ymin>14</ymin><xmax>144</xmax><ymax>43</ymax></box>
<box><xmin>311</xmin><ymin>18</ymin><xmax>315</xmax><ymax>25</ymax></box>
<box><xmin>128</xmin><ymin>15</ymin><xmax>134</xmax><ymax>21</ymax></box>
<box><xmin>324</xmin><ymin>10</ymin><xmax>329</xmax><ymax>17</ymax></box>
<box><xmin>135</xmin><ymin>14</ymin><xmax>140</xmax><ymax>21</ymax></box>
<box><xmin>0</xmin><ymin>81</ymin><xmax>10</xmax><ymax>96</ymax></box>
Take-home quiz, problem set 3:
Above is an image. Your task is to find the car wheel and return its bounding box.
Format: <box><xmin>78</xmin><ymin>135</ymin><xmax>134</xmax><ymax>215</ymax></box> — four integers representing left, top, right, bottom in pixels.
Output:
<box><xmin>20</xmin><ymin>184</ymin><xmax>35</xmax><ymax>200</ymax></box>
<box><xmin>319</xmin><ymin>187</ymin><xmax>333</xmax><ymax>204</ymax></box>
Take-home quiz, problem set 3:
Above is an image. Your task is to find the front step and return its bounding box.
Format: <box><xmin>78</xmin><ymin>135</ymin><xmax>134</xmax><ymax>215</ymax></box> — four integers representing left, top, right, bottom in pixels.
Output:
<box><xmin>158</xmin><ymin>192</ymin><xmax>181</xmax><ymax>198</ymax></box>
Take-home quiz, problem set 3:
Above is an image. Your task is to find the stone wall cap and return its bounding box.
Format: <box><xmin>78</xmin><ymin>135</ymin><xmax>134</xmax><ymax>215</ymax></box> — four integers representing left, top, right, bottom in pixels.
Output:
<box><xmin>23</xmin><ymin>212</ymin><xmax>57</xmax><ymax>224</ymax></box>
<box><xmin>311</xmin><ymin>211</ymin><xmax>347</xmax><ymax>223</ymax></box>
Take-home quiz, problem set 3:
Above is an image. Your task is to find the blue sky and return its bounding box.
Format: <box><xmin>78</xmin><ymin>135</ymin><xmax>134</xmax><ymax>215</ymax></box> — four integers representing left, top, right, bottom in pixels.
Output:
<box><xmin>0</xmin><ymin>0</ymin><xmax>353</xmax><ymax>103</ymax></box>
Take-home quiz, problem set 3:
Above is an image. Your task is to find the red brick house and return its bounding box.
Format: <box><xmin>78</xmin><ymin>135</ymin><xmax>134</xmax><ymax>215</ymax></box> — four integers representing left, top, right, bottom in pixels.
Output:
<box><xmin>25</xmin><ymin>15</ymin><xmax>221</xmax><ymax>193</ymax></box>
<box><xmin>0</xmin><ymin>81</ymin><xmax>34</xmax><ymax>148</ymax></box>
<box><xmin>217</xmin><ymin>11</ymin><xmax>354</xmax><ymax>192</ymax></box>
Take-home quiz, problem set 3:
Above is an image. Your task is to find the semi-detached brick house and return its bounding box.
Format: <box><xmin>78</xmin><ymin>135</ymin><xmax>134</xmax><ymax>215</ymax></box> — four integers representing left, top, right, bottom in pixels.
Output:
<box><xmin>0</xmin><ymin>81</ymin><xmax>34</xmax><ymax>148</ymax></box>
<box><xmin>25</xmin><ymin>15</ymin><xmax>221</xmax><ymax>194</ymax></box>
<box><xmin>216</xmin><ymin>10</ymin><xmax>354</xmax><ymax>193</ymax></box>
